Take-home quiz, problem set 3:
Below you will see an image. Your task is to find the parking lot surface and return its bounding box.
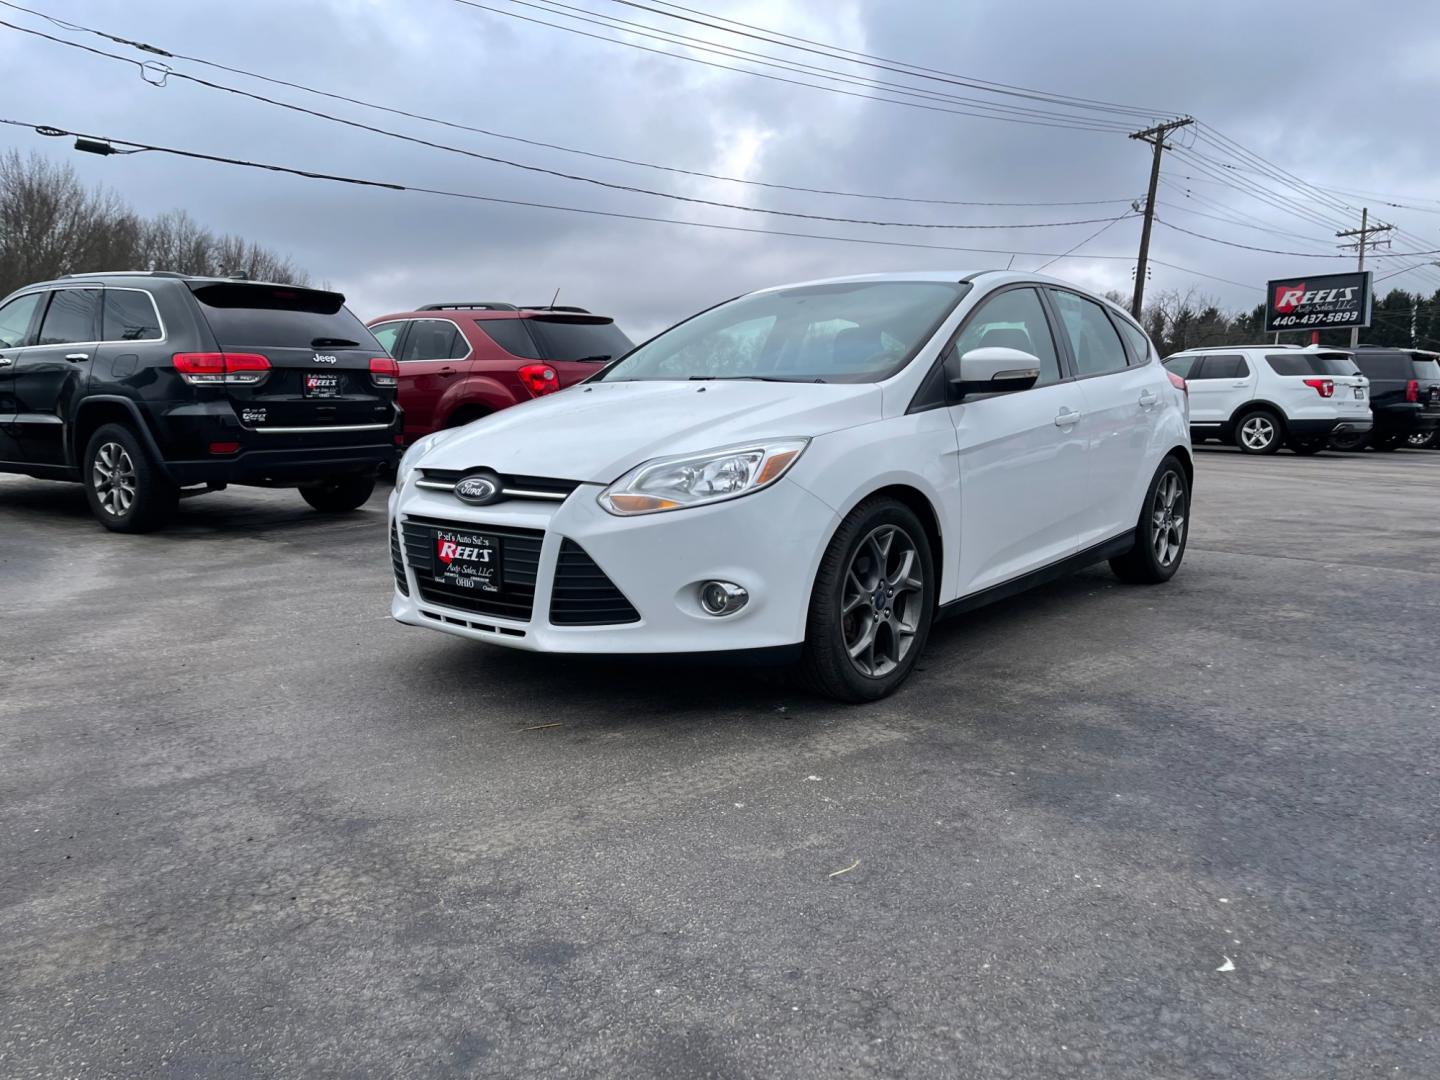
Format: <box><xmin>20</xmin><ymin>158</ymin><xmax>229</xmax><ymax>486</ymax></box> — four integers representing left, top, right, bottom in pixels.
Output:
<box><xmin>2</xmin><ymin>448</ymin><xmax>1438</xmax><ymax>1079</ymax></box>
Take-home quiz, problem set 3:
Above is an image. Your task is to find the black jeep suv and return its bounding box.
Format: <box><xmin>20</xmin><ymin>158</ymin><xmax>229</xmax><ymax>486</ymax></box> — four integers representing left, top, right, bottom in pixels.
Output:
<box><xmin>0</xmin><ymin>271</ymin><xmax>401</xmax><ymax>531</ymax></box>
<box><xmin>1330</xmin><ymin>346</ymin><xmax>1440</xmax><ymax>451</ymax></box>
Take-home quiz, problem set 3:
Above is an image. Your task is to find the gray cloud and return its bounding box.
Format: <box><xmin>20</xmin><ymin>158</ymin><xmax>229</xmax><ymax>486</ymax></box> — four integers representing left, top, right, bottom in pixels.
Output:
<box><xmin>3</xmin><ymin>0</ymin><xmax>1439</xmax><ymax>337</ymax></box>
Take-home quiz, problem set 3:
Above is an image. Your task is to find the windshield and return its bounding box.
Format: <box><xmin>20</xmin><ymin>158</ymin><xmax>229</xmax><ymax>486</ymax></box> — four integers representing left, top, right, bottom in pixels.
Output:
<box><xmin>597</xmin><ymin>280</ymin><xmax>968</xmax><ymax>384</ymax></box>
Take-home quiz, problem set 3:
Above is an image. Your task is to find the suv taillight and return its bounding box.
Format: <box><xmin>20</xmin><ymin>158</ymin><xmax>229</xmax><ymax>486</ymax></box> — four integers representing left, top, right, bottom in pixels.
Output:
<box><xmin>1167</xmin><ymin>371</ymin><xmax>1187</xmax><ymax>395</ymax></box>
<box><xmin>369</xmin><ymin>356</ymin><xmax>399</xmax><ymax>388</ymax></box>
<box><xmin>1302</xmin><ymin>377</ymin><xmax>1335</xmax><ymax>398</ymax></box>
<box><xmin>1406</xmin><ymin>379</ymin><xmax>1420</xmax><ymax>403</ymax></box>
<box><xmin>519</xmin><ymin>363</ymin><xmax>560</xmax><ymax>397</ymax></box>
<box><xmin>173</xmin><ymin>352</ymin><xmax>270</xmax><ymax>386</ymax></box>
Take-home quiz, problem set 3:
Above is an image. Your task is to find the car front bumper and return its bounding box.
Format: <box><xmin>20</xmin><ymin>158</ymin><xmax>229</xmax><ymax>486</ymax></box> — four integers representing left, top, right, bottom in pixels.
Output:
<box><xmin>388</xmin><ymin>476</ymin><xmax>839</xmax><ymax>654</ymax></box>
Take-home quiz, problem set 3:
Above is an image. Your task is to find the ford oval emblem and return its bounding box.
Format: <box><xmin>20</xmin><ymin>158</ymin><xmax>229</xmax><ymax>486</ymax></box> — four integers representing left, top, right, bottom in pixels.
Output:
<box><xmin>454</xmin><ymin>475</ymin><xmax>500</xmax><ymax>505</ymax></box>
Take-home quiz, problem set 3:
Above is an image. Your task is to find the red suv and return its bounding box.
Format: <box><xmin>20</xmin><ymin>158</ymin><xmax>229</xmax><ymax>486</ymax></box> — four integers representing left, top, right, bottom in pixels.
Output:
<box><xmin>366</xmin><ymin>302</ymin><xmax>632</xmax><ymax>446</ymax></box>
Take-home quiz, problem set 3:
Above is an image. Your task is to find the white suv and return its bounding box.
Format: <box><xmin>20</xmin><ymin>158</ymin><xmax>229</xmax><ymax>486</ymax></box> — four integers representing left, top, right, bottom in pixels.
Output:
<box><xmin>1162</xmin><ymin>345</ymin><xmax>1371</xmax><ymax>454</ymax></box>
<box><xmin>389</xmin><ymin>271</ymin><xmax>1192</xmax><ymax>701</ymax></box>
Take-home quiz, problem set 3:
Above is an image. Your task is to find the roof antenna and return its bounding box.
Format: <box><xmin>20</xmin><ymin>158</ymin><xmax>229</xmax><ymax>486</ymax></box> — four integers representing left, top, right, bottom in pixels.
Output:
<box><xmin>549</xmin><ymin>286</ymin><xmax>561</xmax><ymax>310</ymax></box>
<box><xmin>1005</xmin><ymin>254</ymin><xmax>1016</xmax><ymax>270</ymax></box>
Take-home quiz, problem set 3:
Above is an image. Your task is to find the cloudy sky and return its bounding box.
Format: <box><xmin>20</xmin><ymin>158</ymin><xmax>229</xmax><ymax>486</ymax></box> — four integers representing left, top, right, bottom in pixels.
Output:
<box><xmin>3</xmin><ymin>0</ymin><xmax>1439</xmax><ymax>335</ymax></box>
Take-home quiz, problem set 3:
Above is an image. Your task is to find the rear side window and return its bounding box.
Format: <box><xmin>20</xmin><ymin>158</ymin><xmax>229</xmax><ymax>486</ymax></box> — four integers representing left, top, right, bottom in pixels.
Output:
<box><xmin>1050</xmin><ymin>290</ymin><xmax>1129</xmax><ymax>377</ymax></box>
<box><xmin>369</xmin><ymin>321</ymin><xmax>405</xmax><ymax>355</ymax></box>
<box><xmin>399</xmin><ymin>319</ymin><xmax>466</xmax><ymax>362</ymax></box>
<box><xmin>103</xmin><ymin>290</ymin><xmax>162</xmax><ymax>342</ymax></box>
<box><xmin>1192</xmin><ymin>355</ymin><xmax>1249</xmax><ymax>380</ymax></box>
<box><xmin>525</xmin><ymin>317</ymin><xmax>632</xmax><ymax>363</ymax></box>
<box><xmin>192</xmin><ymin>283</ymin><xmax>379</xmax><ymax>350</ymax></box>
<box><xmin>1266</xmin><ymin>353</ymin><xmax>1359</xmax><ymax>377</ymax></box>
<box><xmin>1164</xmin><ymin>355</ymin><xmax>1199</xmax><ymax>378</ymax></box>
<box><xmin>37</xmin><ymin>288</ymin><xmax>101</xmax><ymax>345</ymax></box>
<box><xmin>0</xmin><ymin>292</ymin><xmax>43</xmax><ymax>348</ymax></box>
<box><xmin>475</xmin><ymin>318</ymin><xmax>541</xmax><ymax>359</ymax></box>
<box><xmin>1411</xmin><ymin>358</ymin><xmax>1440</xmax><ymax>381</ymax></box>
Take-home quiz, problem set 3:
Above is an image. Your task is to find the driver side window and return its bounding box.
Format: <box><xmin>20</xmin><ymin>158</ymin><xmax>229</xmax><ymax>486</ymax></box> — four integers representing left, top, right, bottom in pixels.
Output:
<box><xmin>0</xmin><ymin>292</ymin><xmax>43</xmax><ymax>349</ymax></box>
<box><xmin>951</xmin><ymin>287</ymin><xmax>1061</xmax><ymax>386</ymax></box>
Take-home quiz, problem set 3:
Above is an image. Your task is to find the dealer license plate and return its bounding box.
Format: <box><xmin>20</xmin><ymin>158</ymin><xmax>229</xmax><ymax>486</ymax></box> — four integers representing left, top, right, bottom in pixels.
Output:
<box><xmin>432</xmin><ymin>528</ymin><xmax>502</xmax><ymax>594</ymax></box>
<box><xmin>304</xmin><ymin>372</ymin><xmax>343</xmax><ymax>398</ymax></box>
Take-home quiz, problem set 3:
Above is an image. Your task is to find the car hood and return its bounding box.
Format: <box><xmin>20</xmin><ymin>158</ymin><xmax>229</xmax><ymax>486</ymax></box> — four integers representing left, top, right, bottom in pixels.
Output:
<box><xmin>419</xmin><ymin>379</ymin><xmax>884</xmax><ymax>482</ymax></box>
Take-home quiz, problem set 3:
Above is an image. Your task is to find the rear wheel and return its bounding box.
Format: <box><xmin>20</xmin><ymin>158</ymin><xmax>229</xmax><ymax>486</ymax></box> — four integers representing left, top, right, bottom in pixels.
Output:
<box><xmin>1235</xmin><ymin>410</ymin><xmax>1282</xmax><ymax>454</ymax></box>
<box><xmin>1110</xmin><ymin>456</ymin><xmax>1189</xmax><ymax>585</ymax></box>
<box><xmin>82</xmin><ymin>423</ymin><xmax>177</xmax><ymax>533</ymax></box>
<box><xmin>300</xmin><ymin>473</ymin><xmax>376</xmax><ymax>512</ymax></box>
<box><xmin>796</xmin><ymin>498</ymin><xmax>935</xmax><ymax>703</ymax></box>
<box><xmin>1329</xmin><ymin>430</ymin><xmax>1369</xmax><ymax>452</ymax></box>
<box><xmin>1406</xmin><ymin>429</ymin><xmax>1438</xmax><ymax>450</ymax></box>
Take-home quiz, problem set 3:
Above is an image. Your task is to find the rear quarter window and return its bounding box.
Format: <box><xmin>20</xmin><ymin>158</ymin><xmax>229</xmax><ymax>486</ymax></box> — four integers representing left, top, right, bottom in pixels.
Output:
<box><xmin>1411</xmin><ymin>358</ymin><xmax>1440</xmax><ymax>381</ymax></box>
<box><xmin>1354</xmin><ymin>353</ymin><xmax>1412</xmax><ymax>381</ymax></box>
<box><xmin>474</xmin><ymin>318</ymin><xmax>541</xmax><ymax>359</ymax></box>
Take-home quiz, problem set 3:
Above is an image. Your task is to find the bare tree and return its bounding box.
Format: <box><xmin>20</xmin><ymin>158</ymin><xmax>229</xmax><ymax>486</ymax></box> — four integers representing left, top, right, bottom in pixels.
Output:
<box><xmin>0</xmin><ymin>150</ymin><xmax>308</xmax><ymax>294</ymax></box>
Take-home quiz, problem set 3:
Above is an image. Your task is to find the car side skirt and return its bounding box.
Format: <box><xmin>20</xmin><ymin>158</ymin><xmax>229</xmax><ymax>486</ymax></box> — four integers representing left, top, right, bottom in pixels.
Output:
<box><xmin>937</xmin><ymin>531</ymin><xmax>1136</xmax><ymax>620</ymax></box>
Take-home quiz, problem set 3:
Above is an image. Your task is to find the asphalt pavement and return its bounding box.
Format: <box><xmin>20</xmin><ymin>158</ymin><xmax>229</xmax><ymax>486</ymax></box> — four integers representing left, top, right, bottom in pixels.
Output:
<box><xmin>2</xmin><ymin>446</ymin><xmax>1438</xmax><ymax>1079</ymax></box>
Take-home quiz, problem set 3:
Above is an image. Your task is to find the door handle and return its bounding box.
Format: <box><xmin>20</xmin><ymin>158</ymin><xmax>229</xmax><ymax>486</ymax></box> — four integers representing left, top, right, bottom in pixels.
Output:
<box><xmin>1231</xmin><ymin>380</ymin><xmax>1248</xmax><ymax>387</ymax></box>
<box><xmin>1138</xmin><ymin>390</ymin><xmax>1158</xmax><ymax>408</ymax></box>
<box><xmin>1054</xmin><ymin>408</ymin><xmax>1083</xmax><ymax>427</ymax></box>
<box><xmin>0</xmin><ymin>356</ymin><xmax>12</xmax><ymax>367</ymax></box>
<box><xmin>65</xmin><ymin>352</ymin><xmax>90</xmax><ymax>362</ymax></box>
<box><xmin>438</xmin><ymin>366</ymin><xmax>457</xmax><ymax>377</ymax></box>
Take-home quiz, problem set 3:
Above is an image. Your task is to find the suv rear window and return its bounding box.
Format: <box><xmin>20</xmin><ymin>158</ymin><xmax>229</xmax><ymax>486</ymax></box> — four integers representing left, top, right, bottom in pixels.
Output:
<box><xmin>1410</xmin><ymin>358</ymin><xmax>1440</xmax><ymax>381</ymax></box>
<box><xmin>1265</xmin><ymin>353</ymin><xmax>1359</xmax><ymax>377</ymax></box>
<box><xmin>525</xmin><ymin>317</ymin><xmax>632</xmax><ymax>363</ymax></box>
<box><xmin>192</xmin><ymin>283</ymin><xmax>379</xmax><ymax>350</ymax></box>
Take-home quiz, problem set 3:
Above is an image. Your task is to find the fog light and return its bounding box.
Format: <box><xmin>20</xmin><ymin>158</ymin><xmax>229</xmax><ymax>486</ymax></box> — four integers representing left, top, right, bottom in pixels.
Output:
<box><xmin>699</xmin><ymin>581</ymin><xmax>748</xmax><ymax>616</ymax></box>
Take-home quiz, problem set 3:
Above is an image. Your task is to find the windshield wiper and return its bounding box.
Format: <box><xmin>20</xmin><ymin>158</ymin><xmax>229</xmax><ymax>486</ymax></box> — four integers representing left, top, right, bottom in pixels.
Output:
<box><xmin>572</xmin><ymin>354</ymin><xmax>612</xmax><ymax>363</ymax></box>
<box><xmin>312</xmin><ymin>337</ymin><xmax>360</xmax><ymax>348</ymax></box>
<box><xmin>688</xmin><ymin>375</ymin><xmax>825</xmax><ymax>383</ymax></box>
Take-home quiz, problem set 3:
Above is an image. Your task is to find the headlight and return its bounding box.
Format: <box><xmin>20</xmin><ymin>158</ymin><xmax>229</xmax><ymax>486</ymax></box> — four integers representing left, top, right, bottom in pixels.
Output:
<box><xmin>598</xmin><ymin>439</ymin><xmax>809</xmax><ymax>516</ymax></box>
<box><xmin>396</xmin><ymin>430</ymin><xmax>453</xmax><ymax>487</ymax></box>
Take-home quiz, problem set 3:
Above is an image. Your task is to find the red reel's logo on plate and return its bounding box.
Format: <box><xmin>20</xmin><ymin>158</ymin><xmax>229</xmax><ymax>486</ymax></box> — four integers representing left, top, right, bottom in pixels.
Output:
<box><xmin>436</xmin><ymin>538</ymin><xmax>491</xmax><ymax>565</ymax></box>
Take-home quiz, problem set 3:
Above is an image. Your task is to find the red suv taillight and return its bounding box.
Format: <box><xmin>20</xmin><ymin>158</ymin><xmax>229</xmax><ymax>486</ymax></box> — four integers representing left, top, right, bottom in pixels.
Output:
<box><xmin>1302</xmin><ymin>377</ymin><xmax>1335</xmax><ymax>398</ymax></box>
<box><xmin>1167</xmin><ymin>371</ymin><xmax>1188</xmax><ymax>395</ymax></box>
<box><xmin>1406</xmin><ymin>379</ymin><xmax>1420</xmax><ymax>403</ymax></box>
<box><xmin>172</xmin><ymin>352</ymin><xmax>270</xmax><ymax>386</ymax></box>
<box><xmin>369</xmin><ymin>356</ymin><xmax>399</xmax><ymax>388</ymax></box>
<box><xmin>519</xmin><ymin>363</ymin><xmax>560</xmax><ymax>397</ymax></box>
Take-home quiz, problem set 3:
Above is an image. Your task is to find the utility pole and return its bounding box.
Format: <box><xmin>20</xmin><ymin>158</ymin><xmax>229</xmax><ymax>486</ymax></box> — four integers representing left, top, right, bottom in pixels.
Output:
<box><xmin>1129</xmin><ymin>116</ymin><xmax>1194</xmax><ymax>319</ymax></box>
<box><xmin>1335</xmin><ymin>208</ymin><xmax>1393</xmax><ymax>347</ymax></box>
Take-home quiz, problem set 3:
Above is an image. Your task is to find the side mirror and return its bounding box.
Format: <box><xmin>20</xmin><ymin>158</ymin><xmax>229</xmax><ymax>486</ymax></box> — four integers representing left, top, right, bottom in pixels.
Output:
<box><xmin>946</xmin><ymin>346</ymin><xmax>1041</xmax><ymax>400</ymax></box>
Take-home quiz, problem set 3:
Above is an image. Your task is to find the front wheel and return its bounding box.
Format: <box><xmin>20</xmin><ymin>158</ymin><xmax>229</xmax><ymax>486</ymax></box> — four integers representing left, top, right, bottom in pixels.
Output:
<box><xmin>300</xmin><ymin>473</ymin><xmax>376</xmax><ymax>512</ymax></box>
<box><xmin>83</xmin><ymin>423</ymin><xmax>177</xmax><ymax>533</ymax></box>
<box><xmin>1110</xmin><ymin>456</ymin><xmax>1189</xmax><ymax>584</ymax></box>
<box><xmin>1235</xmin><ymin>411</ymin><xmax>1282</xmax><ymax>454</ymax></box>
<box><xmin>796</xmin><ymin>498</ymin><xmax>935</xmax><ymax>703</ymax></box>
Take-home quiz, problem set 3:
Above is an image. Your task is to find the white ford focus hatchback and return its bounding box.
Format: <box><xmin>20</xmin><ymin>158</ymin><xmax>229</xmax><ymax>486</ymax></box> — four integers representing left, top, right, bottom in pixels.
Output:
<box><xmin>389</xmin><ymin>271</ymin><xmax>1192</xmax><ymax>701</ymax></box>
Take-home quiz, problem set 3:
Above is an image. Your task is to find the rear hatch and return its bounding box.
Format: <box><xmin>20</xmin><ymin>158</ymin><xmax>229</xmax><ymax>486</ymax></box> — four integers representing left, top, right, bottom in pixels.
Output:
<box><xmin>521</xmin><ymin>314</ymin><xmax>634</xmax><ymax>387</ymax></box>
<box><xmin>189</xmin><ymin>282</ymin><xmax>395</xmax><ymax>431</ymax></box>
<box><xmin>1267</xmin><ymin>350</ymin><xmax>1369</xmax><ymax>410</ymax></box>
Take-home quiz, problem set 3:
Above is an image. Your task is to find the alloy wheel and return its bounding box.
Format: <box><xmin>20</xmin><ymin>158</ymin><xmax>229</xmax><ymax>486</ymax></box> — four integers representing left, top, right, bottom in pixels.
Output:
<box><xmin>1406</xmin><ymin>431</ymin><xmax>1432</xmax><ymax>449</ymax></box>
<box><xmin>1239</xmin><ymin>416</ymin><xmax>1275</xmax><ymax>451</ymax></box>
<box><xmin>840</xmin><ymin>524</ymin><xmax>924</xmax><ymax>678</ymax></box>
<box><xmin>1151</xmin><ymin>470</ymin><xmax>1186</xmax><ymax>567</ymax></box>
<box><xmin>92</xmin><ymin>442</ymin><xmax>137</xmax><ymax>517</ymax></box>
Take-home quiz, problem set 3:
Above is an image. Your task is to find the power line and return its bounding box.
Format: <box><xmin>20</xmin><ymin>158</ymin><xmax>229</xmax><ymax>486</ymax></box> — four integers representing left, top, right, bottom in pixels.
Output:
<box><xmin>1034</xmin><ymin>212</ymin><xmax>1134</xmax><ymax>271</ymax></box>
<box><xmin>1154</xmin><ymin>217</ymin><xmax>1440</xmax><ymax>259</ymax></box>
<box><xmin>593</xmin><ymin>0</ymin><xmax>1174</xmax><ymax>120</ymax></box>
<box><xmin>0</xmin><ymin>17</ymin><xmax>1131</xmax><ymax>233</ymax></box>
<box><xmin>0</xmin><ymin>117</ymin><xmax>1257</xmax><ymax>291</ymax></box>
<box><xmin>0</xmin><ymin>0</ymin><xmax>1142</xmax><ymax>210</ymax></box>
<box><xmin>450</xmin><ymin>0</ymin><xmax>1137</xmax><ymax>133</ymax></box>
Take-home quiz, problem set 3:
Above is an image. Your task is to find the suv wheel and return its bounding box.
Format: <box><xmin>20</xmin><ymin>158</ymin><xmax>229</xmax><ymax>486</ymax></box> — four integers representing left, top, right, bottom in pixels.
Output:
<box><xmin>1406</xmin><ymin>429</ymin><xmax>1437</xmax><ymax>450</ymax></box>
<box><xmin>1110</xmin><ymin>456</ymin><xmax>1189</xmax><ymax>584</ymax></box>
<box><xmin>300</xmin><ymin>473</ymin><xmax>376</xmax><ymax>512</ymax></box>
<box><xmin>83</xmin><ymin>424</ymin><xmax>178</xmax><ymax>533</ymax></box>
<box><xmin>1329</xmin><ymin>430</ymin><xmax>1369</xmax><ymax>452</ymax></box>
<box><xmin>1235</xmin><ymin>410</ymin><xmax>1282</xmax><ymax>454</ymax></box>
<box><xmin>1287</xmin><ymin>436</ymin><xmax>1326</xmax><ymax>456</ymax></box>
<box><xmin>797</xmin><ymin>497</ymin><xmax>935</xmax><ymax>703</ymax></box>
<box><xmin>1372</xmin><ymin>432</ymin><xmax>1404</xmax><ymax>452</ymax></box>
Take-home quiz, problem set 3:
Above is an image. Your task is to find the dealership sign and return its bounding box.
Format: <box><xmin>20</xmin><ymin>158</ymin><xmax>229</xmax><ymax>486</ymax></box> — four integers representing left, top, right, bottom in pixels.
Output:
<box><xmin>1264</xmin><ymin>271</ymin><xmax>1372</xmax><ymax>333</ymax></box>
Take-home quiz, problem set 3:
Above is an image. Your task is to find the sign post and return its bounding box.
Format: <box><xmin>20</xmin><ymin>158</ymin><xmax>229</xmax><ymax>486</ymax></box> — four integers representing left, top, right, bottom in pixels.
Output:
<box><xmin>1264</xmin><ymin>271</ymin><xmax>1373</xmax><ymax>341</ymax></box>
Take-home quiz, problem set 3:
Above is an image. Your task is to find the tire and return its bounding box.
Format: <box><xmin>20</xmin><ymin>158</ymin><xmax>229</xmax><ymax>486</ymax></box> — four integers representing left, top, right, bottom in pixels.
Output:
<box><xmin>82</xmin><ymin>423</ymin><xmax>178</xmax><ymax>533</ymax></box>
<box><xmin>1287</xmin><ymin>436</ymin><xmax>1326</xmax><ymax>456</ymax></box>
<box><xmin>1406</xmin><ymin>429</ymin><xmax>1438</xmax><ymax>450</ymax></box>
<box><xmin>1328</xmin><ymin>430</ymin><xmax>1369</xmax><ymax>452</ymax></box>
<box><xmin>300</xmin><ymin>473</ymin><xmax>376</xmax><ymax>512</ymax></box>
<box><xmin>1372</xmin><ymin>432</ymin><xmax>1403</xmax><ymax>452</ymax></box>
<box><xmin>1234</xmin><ymin>410</ymin><xmax>1283</xmax><ymax>455</ymax></box>
<box><xmin>796</xmin><ymin>497</ymin><xmax>936</xmax><ymax>703</ymax></box>
<box><xmin>1109</xmin><ymin>455</ymin><xmax>1189</xmax><ymax>585</ymax></box>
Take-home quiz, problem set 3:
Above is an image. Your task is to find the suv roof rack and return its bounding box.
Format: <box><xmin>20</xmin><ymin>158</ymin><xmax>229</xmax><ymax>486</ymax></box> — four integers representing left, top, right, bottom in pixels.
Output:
<box><xmin>417</xmin><ymin>302</ymin><xmax>518</xmax><ymax>312</ymax></box>
<box><xmin>59</xmin><ymin>270</ymin><xmax>190</xmax><ymax>279</ymax></box>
